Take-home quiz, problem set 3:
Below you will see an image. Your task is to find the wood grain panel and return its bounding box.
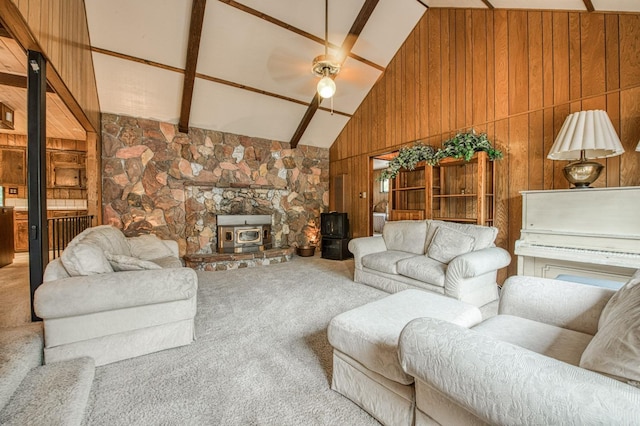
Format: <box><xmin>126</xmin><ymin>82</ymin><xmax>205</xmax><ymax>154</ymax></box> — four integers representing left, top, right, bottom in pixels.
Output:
<box><xmin>428</xmin><ymin>11</ymin><xmax>441</xmax><ymax>137</ymax></box>
<box><xmin>620</xmin><ymin>15</ymin><xmax>640</xmax><ymax>89</ymax></box>
<box><xmin>508</xmin><ymin>11</ymin><xmax>528</xmax><ymax>115</ymax></box>
<box><xmin>455</xmin><ymin>10</ymin><xmax>466</xmax><ymax>129</ymax></box>
<box><xmin>494</xmin><ymin>10</ymin><xmax>509</xmax><ymax>120</ymax></box>
<box><xmin>472</xmin><ymin>10</ymin><xmax>487</xmax><ymax>126</ymax></box>
<box><xmin>569</xmin><ymin>13</ymin><xmax>582</xmax><ymax>101</ymax></box>
<box><xmin>605</xmin><ymin>15</ymin><xmax>620</xmax><ymax>91</ymax></box>
<box><xmin>528</xmin><ymin>12</ymin><xmax>543</xmax><ymax>111</ymax></box>
<box><xmin>330</xmin><ymin>9</ymin><xmax>640</xmax><ymax>279</ymax></box>
<box><xmin>581</xmin><ymin>14</ymin><xmax>606</xmax><ymax>97</ymax></box>
<box><xmin>553</xmin><ymin>13</ymin><xmax>570</xmax><ymax>105</ymax></box>
<box><xmin>620</xmin><ymin>87</ymin><xmax>640</xmax><ymax>186</ymax></box>
<box><xmin>542</xmin><ymin>12</ymin><xmax>554</xmax><ymax>108</ymax></box>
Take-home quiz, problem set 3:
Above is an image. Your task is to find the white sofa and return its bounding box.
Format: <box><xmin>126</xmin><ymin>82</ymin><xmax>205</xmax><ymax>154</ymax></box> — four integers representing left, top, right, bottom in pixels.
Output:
<box><xmin>348</xmin><ymin>220</ymin><xmax>511</xmax><ymax>310</ymax></box>
<box><xmin>398</xmin><ymin>274</ymin><xmax>640</xmax><ymax>425</ymax></box>
<box><xmin>34</xmin><ymin>225</ymin><xmax>198</xmax><ymax>366</ymax></box>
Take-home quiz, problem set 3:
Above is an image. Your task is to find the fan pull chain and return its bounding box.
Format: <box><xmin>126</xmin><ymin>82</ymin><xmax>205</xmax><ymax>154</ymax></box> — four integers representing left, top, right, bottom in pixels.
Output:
<box><xmin>330</xmin><ymin>97</ymin><xmax>334</xmax><ymax>115</ymax></box>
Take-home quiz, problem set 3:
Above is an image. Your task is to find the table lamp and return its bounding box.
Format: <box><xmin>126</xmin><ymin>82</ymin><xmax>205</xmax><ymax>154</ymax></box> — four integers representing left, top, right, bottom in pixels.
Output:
<box><xmin>547</xmin><ymin>110</ymin><xmax>624</xmax><ymax>188</ymax></box>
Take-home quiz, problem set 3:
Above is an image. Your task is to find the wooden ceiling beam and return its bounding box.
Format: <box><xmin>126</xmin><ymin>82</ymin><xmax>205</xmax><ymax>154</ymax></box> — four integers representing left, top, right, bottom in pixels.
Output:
<box><xmin>178</xmin><ymin>0</ymin><xmax>207</xmax><ymax>134</ymax></box>
<box><xmin>218</xmin><ymin>0</ymin><xmax>384</xmax><ymax>72</ymax></box>
<box><xmin>0</xmin><ymin>71</ymin><xmax>54</xmax><ymax>92</ymax></box>
<box><xmin>290</xmin><ymin>0</ymin><xmax>380</xmax><ymax>148</ymax></box>
<box><xmin>480</xmin><ymin>0</ymin><xmax>495</xmax><ymax>9</ymax></box>
<box><xmin>583</xmin><ymin>0</ymin><xmax>595</xmax><ymax>12</ymax></box>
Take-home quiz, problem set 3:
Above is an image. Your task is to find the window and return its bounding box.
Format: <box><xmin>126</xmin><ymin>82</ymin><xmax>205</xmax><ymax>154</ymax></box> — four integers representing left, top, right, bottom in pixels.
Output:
<box><xmin>380</xmin><ymin>178</ymin><xmax>389</xmax><ymax>193</ymax></box>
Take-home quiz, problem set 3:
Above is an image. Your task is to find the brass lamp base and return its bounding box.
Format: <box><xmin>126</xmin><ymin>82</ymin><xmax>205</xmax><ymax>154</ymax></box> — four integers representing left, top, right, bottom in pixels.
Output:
<box><xmin>563</xmin><ymin>159</ymin><xmax>604</xmax><ymax>188</ymax></box>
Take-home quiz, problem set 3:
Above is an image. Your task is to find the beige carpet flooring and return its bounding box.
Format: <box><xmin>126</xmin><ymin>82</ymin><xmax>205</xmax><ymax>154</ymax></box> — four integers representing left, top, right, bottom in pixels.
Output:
<box><xmin>0</xmin><ymin>254</ymin><xmax>389</xmax><ymax>425</ymax></box>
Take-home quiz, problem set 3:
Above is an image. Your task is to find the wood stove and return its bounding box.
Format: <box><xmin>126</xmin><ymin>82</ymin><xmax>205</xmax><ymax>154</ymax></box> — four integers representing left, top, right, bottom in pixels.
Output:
<box><xmin>217</xmin><ymin>214</ymin><xmax>272</xmax><ymax>254</ymax></box>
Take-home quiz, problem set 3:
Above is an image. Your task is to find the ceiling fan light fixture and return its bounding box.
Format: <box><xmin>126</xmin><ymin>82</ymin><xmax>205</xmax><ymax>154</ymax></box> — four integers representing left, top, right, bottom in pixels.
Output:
<box><xmin>312</xmin><ymin>54</ymin><xmax>340</xmax><ymax>99</ymax></box>
<box><xmin>317</xmin><ymin>74</ymin><xmax>336</xmax><ymax>99</ymax></box>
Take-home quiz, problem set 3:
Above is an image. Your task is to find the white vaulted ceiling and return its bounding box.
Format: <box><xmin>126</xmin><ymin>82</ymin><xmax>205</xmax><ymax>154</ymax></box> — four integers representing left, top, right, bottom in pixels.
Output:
<box><xmin>85</xmin><ymin>0</ymin><xmax>425</xmax><ymax>148</ymax></box>
<box><xmin>83</xmin><ymin>0</ymin><xmax>640</xmax><ymax>149</ymax></box>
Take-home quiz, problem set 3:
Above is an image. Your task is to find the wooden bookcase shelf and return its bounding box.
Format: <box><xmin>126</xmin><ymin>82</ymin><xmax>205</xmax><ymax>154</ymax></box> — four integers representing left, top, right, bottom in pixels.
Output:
<box><xmin>388</xmin><ymin>152</ymin><xmax>495</xmax><ymax>226</ymax></box>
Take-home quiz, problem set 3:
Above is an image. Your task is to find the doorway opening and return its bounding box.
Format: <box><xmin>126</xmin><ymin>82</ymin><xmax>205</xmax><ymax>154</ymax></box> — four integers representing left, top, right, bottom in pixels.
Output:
<box><xmin>369</xmin><ymin>153</ymin><xmax>395</xmax><ymax>236</ymax></box>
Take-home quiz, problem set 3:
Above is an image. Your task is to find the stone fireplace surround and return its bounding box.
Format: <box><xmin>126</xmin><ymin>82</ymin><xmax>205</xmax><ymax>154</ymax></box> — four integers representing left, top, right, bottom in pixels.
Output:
<box><xmin>101</xmin><ymin>114</ymin><xmax>328</xmax><ymax>256</ymax></box>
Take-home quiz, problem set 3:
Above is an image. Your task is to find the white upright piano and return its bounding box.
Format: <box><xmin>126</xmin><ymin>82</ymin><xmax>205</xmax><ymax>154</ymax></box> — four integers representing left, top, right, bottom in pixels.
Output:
<box><xmin>515</xmin><ymin>186</ymin><xmax>640</xmax><ymax>284</ymax></box>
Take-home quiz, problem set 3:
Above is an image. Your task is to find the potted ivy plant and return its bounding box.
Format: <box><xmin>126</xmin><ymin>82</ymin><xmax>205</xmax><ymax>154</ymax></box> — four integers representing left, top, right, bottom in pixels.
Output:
<box><xmin>379</xmin><ymin>130</ymin><xmax>503</xmax><ymax>180</ymax></box>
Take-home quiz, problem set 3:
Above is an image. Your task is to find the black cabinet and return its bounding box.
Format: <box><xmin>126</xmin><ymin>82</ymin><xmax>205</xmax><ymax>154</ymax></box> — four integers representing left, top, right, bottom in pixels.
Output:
<box><xmin>321</xmin><ymin>237</ymin><xmax>352</xmax><ymax>260</ymax></box>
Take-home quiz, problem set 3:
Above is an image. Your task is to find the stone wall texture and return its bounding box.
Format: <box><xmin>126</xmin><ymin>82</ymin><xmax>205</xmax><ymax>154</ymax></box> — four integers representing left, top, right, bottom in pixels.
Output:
<box><xmin>101</xmin><ymin>114</ymin><xmax>329</xmax><ymax>255</ymax></box>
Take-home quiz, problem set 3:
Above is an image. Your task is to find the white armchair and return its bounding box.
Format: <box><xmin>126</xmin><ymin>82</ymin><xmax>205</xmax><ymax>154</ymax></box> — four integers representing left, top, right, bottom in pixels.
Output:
<box><xmin>398</xmin><ymin>274</ymin><xmax>640</xmax><ymax>425</ymax></box>
<box><xmin>35</xmin><ymin>226</ymin><xmax>197</xmax><ymax>366</ymax></box>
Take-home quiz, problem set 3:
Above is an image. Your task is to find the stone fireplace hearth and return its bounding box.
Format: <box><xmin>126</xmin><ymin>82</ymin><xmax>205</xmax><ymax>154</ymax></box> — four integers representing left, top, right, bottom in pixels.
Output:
<box><xmin>184</xmin><ymin>184</ymin><xmax>322</xmax><ymax>255</ymax></box>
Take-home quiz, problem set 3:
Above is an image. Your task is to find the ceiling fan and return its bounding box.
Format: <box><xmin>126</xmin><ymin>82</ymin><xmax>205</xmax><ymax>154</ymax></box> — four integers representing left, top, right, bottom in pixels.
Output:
<box><xmin>312</xmin><ymin>0</ymin><xmax>340</xmax><ymax>106</ymax></box>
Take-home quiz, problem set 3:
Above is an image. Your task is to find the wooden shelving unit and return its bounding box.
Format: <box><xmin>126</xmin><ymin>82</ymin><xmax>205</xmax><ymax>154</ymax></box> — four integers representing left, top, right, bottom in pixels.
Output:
<box><xmin>388</xmin><ymin>161</ymin><xmax>430</xmax><ymax>221</ymax></box>
<box><xmin>430</xmin><ymin>152</ymin><xmax>494</xmax><ymax>225</ymax></box>
<box><xmin>387</xmin><ymin>153</ymin><xmax>495</xmax><ymax>225</ymax></box>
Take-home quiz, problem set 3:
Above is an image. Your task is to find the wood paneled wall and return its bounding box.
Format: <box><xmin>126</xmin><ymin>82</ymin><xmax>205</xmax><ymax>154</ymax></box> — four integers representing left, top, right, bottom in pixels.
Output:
<box><xmin>330</xmin><ymin>9</ymin><xmax>640</xmax><ymax>279</ymax></box>
<box><xmin>5</xmin><ymin>0</ymin><xmax>101</xmax><ymax>132</ymax></box>
<box><xmin>0</xmin><ymin>0</ymin><xmax>102</xmax><ymax>220</ymax></box>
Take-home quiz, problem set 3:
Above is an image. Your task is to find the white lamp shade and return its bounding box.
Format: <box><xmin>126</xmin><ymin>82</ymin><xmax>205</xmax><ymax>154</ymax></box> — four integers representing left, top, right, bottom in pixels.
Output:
<box><xmin>317</xmin><ymin>76</ymin><xmax>336</xmax><ymax>99</ymax></box>
<box><xmin>636</xmin><ymin>140</ymin><xmax>640</xmax><ymax>152</ymax></box>
<box><xmin>547</xmin><ymin>110</ymin><xmax>624</xmax><ymax>160</ymax></box>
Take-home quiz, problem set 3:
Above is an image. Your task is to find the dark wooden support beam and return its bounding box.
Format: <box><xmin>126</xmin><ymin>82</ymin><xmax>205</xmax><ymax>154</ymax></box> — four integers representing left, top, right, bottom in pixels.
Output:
<box><xmin>0</xmin><ymin>21</ymin><xmax>11</xmax><ymax>38</ymax></box>
<box><xmin>289</xmin><ymin>94</ymin><xmax>321</xmax><ymax>148</ymax></box>
<box><xmin>290</xmin><ymin>0</ymin><xmax>379</xmax><ymax>148</ymax></box>
<box><xmin>480</xmin><ymin>0</ymin><xmax>495</xmax><ymax>9</ymax></box>
<box><xmin>27</xmin><ymin>50</ymin><xmax>47</xmax><ymax>321</ymax></box>
<box><xmin>219</xmin><ymin>0</ymin><xmax>384</xmax><ymax>72</ymax></box>
<box><xmin>0</xmin><ymin>71</ymin><xmax>54</xmax><ymax>92</ymax></box>
<box><xmin>178</xmin><ymin>0</ymin><xmax>207</xmax><ymax>134</ymax></box>
<box><xmin>583</xmin><ymin>0</ymin><xmax>595</xmax><ymax>12</ymax></box>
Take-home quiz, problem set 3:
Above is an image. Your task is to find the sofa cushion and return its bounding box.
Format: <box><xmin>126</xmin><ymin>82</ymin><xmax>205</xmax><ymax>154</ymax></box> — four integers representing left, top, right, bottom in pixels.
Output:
<box><xmin>382</xmin><ymin>220</ymin><xmax>428</xmax><ymax>255</ymax></box>
<box><xmin>362</xmin><ymin>250</ymin><xmax>417</xmax><ymax>275</ymax></box>
<box><xmin>105</xmin><ymin>253</ymin><xmax>163</xmax><ymax>272</ymax></box>
<box><xmin>425</xmin><ymin>220</ymin><xmax>497</xmax><ymax>251</ymax></box>
<box><xmin>580</xmin><ymin>271</ymin><xmax>640</xmax><ymax>384</ymax></box>
<box><xmin>72</xmin><ymin>225</ymin><xmax>132</xmax><ymax>257</ymax></box>
<box><xmin>396</xmin><ymin>256</ymin><xmax>447</xmax><ymax>287</ymax></box>
<box><xmin>426</xmin><ymin>226</ymin><xmax>475</xmax><ymax>263</ymax></box>
<box><xmin>128</xmin><ymin>234</ymin><xmax>175</xmax><ymax>260</ymax></box>
<box><xmin>150</xmin><ymin>256</ymin><xmax>183</xmax><ymax>269</ymax></box>
<box><xmin>60</xmin><ymin>243</ymin><xmax>114</xmax><ymax>276</ymax></box>
<box><xmin>473</xmin><ymin>315</ymin><xmax>593</xmax><ymax>366</ymax></box>
<box><xmin>60</xmin><ymin>225</ymin><xmax>134</xmax><ymax>276</ymax></box>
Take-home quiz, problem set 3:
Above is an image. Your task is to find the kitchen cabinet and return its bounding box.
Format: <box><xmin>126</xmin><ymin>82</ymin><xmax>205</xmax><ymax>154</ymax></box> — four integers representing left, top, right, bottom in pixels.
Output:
<box><xmin>0</xmin><ymin>206</ymin><xmax>14</xmax><ymax>267</ymax></box>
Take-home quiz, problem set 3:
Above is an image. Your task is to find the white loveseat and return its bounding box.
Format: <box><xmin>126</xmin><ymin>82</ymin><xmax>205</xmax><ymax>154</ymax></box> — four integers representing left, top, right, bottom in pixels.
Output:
<box><xmin>348</xmin><ymin>220</ymin><xmax>511</xmax><ymax>309</ymax></box>
<box><xmin>399</xmin><ymin>274</ymin><xmax>640</xmax><ymax>425</ymax></box>
<box><xmin>34</xmin><ymin>225</ymin><xmax>198</xmax><ymax>366</ymax></box>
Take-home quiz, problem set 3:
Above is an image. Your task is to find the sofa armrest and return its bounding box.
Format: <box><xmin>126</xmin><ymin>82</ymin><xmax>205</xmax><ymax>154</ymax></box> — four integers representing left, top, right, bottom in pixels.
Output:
<box><xmin>34</xmin><ymin>268</ymin><xmax>197</xmax><ymax>319</ymax></box>
<box><xmin>447</xmin><ymin>247</ymin><xmax>511</xmax><ymax>279</ymax></box>
<box><xmin>348</xmin><ymin>236</ymin><xmax>387</xmax><ymax>270</ymax></box>
<box><xmin>399</xmin><ymin>318</ymin><xmax>640</xmax><ymax>426</ymax></box>
<box><xmin>499</xmin><ymin>275</ymin><xmax>615</xmax><ymax>335</ymax></box>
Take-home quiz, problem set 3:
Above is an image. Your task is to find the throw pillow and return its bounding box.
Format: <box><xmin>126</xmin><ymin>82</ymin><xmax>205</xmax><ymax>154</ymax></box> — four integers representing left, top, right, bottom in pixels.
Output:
<box><xmin>580</xmin><ymin>272</ymin><xmax>640</xmax><ymax>384</ymax></box>
<box><xmin>128</xmin><ymin>234</ymin><xmax>175</xmax><ymax>260</ymax></box>
<box><xmin>105</xmin><ymin>253</ymin><xmax>163</xmax><ymax>272</ymax></box>
<box><xmin>61</xmin><ymin>242</ymin><xmax>114</xmax><ymax>276</ymax></box>
<box><xmin>426</xmin><ymin>226</ymin><xmax>475</xmax><ymax>264</ymax></box>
